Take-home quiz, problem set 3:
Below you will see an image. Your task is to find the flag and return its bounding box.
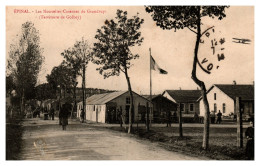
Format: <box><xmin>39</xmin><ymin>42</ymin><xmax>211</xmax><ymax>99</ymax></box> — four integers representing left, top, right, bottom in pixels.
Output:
<box><xmin>150</xmin><ymin>56</ymin><xmax>168</xmax><ymax>74</ymax></box>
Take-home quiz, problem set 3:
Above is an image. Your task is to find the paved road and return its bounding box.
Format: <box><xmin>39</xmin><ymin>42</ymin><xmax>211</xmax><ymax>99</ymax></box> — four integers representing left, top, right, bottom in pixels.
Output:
<box><xmin>19</xmin><ymin>118</ymin><xmax>204</xmax><ymax>160</ymax></box>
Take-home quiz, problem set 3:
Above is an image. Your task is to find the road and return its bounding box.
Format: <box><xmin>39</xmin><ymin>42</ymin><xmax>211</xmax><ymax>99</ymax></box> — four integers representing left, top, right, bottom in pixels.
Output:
<box><xmin>19</xmin><ymin>118</ymin><xmax>205</xmax><ymax>160</ymax></box>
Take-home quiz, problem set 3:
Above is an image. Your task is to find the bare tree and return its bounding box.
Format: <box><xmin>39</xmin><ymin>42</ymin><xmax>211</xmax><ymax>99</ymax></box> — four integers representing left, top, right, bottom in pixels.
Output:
<box><xmin>93</xmin><ymin>9</ymin><xmax>144</xmax><ymax>133</ymax></box>
<box><xmin>62</xmin><ymin>38</ymin><xmax>92</xmax><ymax>121</ymax></box>
<box><xmin>146</xmin><ymin>6</ymin><xmax>228</xmax><ymax>149</ymax></box>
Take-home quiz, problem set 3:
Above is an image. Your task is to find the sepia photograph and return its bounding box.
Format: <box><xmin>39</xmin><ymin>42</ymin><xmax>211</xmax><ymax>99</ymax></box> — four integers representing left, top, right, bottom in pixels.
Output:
<box><xmin>4</xmin><ymin>3</ymin><xmax>256</xmax><ymax>162</ymax></box>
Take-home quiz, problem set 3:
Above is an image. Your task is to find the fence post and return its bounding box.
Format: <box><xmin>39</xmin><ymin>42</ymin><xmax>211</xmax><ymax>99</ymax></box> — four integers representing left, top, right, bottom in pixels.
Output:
<box><xmin>179</xmin><ymin>103</ymin><xmax>183</xmax><ymax>137</ymax></box>
<box><xmin>236</xmin><ymin>97</ymin><xmax>243</xmax><ymax>148</ymax></box>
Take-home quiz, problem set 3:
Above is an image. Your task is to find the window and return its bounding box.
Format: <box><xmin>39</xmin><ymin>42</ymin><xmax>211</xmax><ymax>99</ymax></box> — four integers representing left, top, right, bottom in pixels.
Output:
<box><xmin>214</xmin><ymin>103</ymin><xmax>217</xmax><ymax>113</ymax></box>
<box><xmin>214</xmin><ymin>93</ymin><xmax>217</xmax><ymax>100</ymax></box>
<box><xmin>223</xmin><ymin>103</ymin><xmax>226</xmax><ymax>113</ymax></box>
<box><xmin>126</xmin><ymin>97</ymin><xmax>130</xmax><ymax>105</ymax></box>
<box><xmin>189</xmin><ymin>104</ymin><xmax>194</xmax><ymax>112</ymax></box>
<box><xmin>180</xmin><ymin>103</ymin><xmax>185</xmax><ymax>112</ymax></box>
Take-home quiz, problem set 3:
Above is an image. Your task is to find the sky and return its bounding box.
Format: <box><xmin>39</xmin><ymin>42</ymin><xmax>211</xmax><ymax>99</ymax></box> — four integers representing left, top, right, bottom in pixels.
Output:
<box><xmin>6</xmin><ymin>6</ymin><xmax>254</xmax><ymax>95</ymax></box>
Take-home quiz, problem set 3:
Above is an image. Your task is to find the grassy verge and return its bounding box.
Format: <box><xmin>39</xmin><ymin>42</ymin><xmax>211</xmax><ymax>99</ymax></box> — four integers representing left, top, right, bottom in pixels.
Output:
<box><xmin>101</xmin><ymin>124</ymin><xmax>248</xmax><ymax>160</ymax></box>
<box><xmin>6</xmin><ymin>115</ymin><xmax>24</xmax><ymax>160</ymax></box>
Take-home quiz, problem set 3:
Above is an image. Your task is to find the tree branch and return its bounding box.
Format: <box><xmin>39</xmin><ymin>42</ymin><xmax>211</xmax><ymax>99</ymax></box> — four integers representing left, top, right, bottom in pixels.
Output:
<box><xmin>119</xmin><ymin>66</ymin><xmax>125</xmax><ymax>73</ymax></box>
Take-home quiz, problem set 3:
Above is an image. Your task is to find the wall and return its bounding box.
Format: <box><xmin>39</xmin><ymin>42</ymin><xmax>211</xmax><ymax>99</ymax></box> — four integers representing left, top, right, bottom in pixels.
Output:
<box><xmin>241</xmin><ymin>101</ymin><xmax>254</xmax><ymax>115</ymax></box>
<box><xmin>152</xmin><ymin>97</ymin><xmax>177</xmax><ymax>122</ymax></box>
<box><xmin>85</xmin><ymin>104</ymin><xmax>106</xmax><ymax>123</ymax></box>
<box><xmin>162</xmin><ymin>91</ymin><xmax>200</xmax><ymax>116</ymax></box>
<box><xmin>200</xmin><ymin>86</ymin><xmax>234</xmax><ymax>116</ymax></box>
<box><xmin>80</xmin><ymin>92</ymin><xmax>152</xmax><ymax>123</ymax></box>
<box><xmin>109</xmin><ymin>92</ymin><xmax>152</xmax><ymax>122</ymax></box>
<box><xmin>77</xmin><ymin>102</ymin><xmax>83</xmax><ymax>118</ymax></box>
<box><xmin>180</xmin><ymin>102</ymin><xmax>200</xmax><ymax>115</ymax></box>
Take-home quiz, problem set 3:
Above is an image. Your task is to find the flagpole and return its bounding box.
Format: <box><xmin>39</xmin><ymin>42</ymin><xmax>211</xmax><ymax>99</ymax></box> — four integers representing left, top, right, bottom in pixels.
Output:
<box><xmin>149</xmin><ymin>48</ymin><xmax>152</xmax><ymax>102</ymax></box>
<box><xmin>149</xmin><ymin>48</ymin><xmax>152</xmax><ymax>128</ymax></box>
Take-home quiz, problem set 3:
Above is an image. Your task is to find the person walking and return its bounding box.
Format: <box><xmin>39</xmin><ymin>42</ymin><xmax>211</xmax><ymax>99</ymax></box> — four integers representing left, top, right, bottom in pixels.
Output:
<box><xmin>80</xmin><ymin>109</ymin><xmax>85</xmax><ymax>123</ymax></box>
<box><xmin>245</xmin><ymin>119</ymin><xmax>254</xmax><ymax>160</ymax></box>
<box><xmin>216</xmin><ymin>110</ymin><xmax>222</xmax><ymax>124</ymax></box>
<box><xmin>118</xmin><ymin>108</ymin><xmax>122</xmax><ymax>127</ymax></box>
<box><xmin>194</xmin><ymin>112</ymin><xmax>199</xmax><ymax>123</ymax></box>
<box><xmin>166</xmin><ymin>111</ymin><xmax>171</xmax><ymax>127</ymax></box>
<box><xmin>60</xmin><ymin>102</ymin><xmax>70</xmax><ymax>130</ymax></box>
<box><xmin>50</xmin><ymin>105</ymin><xmax>55</xmax><ymax>120</ymax></box>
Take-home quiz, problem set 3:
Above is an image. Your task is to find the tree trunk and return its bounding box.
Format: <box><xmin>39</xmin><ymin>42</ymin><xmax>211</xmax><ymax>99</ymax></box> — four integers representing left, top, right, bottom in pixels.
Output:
<box><xmin>82</xmin><ymin>65</ymin><xmax>86</xmax><ymax>122</ymax></box>
<box><xmin>201</xmin><ymin>84</ymin><xmax>210</xmax><ymax>149</ymax></box>
<box><xmin>59</xmin><ymin>87</ymin><xmax>62</xmax><ymax>113</ymax></box>
<box><xmin>64</xmin><ymin>85</ymin><xmax>66</xmax><ymax>98</ymax></box>
<box><xmin>21</xmin><ymin>88</ymin><xmax>25</xmax><ymax>115</ymax></box>
<box><xmin>125</xmin><ymin>69</ymin><xmax>134</xmax><ymax>134</ymax></box>
<box><xmin>191</xmin><ymin>6</ymin><xmax>210</xmax><ymax>150</ymax></box>
<box><xmin>71</xmin><ymin>74</ymin><xmax>77</xmax><ymax>119</ymax></box>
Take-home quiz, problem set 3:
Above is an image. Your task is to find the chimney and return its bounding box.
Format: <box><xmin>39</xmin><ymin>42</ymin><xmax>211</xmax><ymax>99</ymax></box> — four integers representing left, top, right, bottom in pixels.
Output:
<box><xmin>233</xmin><ymin>80</ymin><xmax>236</xmax><ymax>85</ymax></box>
<box><xmin>197</xmin><ymin>87</ymin><xmax>199</xmax><ymax>90</ymax></box>
<box><xmin>179</xmin><ymin>87</ymin><xmax>181</xmax><ymax>90</ymax></box>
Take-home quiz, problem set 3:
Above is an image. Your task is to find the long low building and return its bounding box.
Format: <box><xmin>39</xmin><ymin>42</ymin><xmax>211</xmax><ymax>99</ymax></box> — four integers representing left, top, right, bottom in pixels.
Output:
<box><xmin>77</xmin><ymin>91</ymin><xmax>153</xmax><ymax>123</ymax></box>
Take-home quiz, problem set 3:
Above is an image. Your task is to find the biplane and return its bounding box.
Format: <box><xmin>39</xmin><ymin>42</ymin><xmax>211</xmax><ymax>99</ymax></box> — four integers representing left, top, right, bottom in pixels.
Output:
<box><xmin>232</xmin><ymin>38</ymin><xmax>251</xmax><ymax>44</ymax></box>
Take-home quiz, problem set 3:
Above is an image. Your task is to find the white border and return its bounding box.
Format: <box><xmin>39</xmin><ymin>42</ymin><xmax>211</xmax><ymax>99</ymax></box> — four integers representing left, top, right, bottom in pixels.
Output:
<box><xmin>1</xmin><ymin>0</ymin><xmax>259</xmax><ymax>166</ymax></box>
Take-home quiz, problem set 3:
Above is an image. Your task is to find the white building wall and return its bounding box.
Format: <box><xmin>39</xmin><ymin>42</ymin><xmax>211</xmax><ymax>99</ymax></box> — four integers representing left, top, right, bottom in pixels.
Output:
<box><xmin>88</xmin><ymin>105</ymin><xmax>96</xmax><ymax>122</ymax></box>
<box><xmin>84</xmin><ymin>104</ymin><xmax>106</xmax><ymax>123</ymax></box>
<box><xmin>82</xmin><ymin>92</ymin><xmax>152</xmax><ymax>123</ymax></box>
<box><xmin>200</xmin><ymin>86</ymin><xmax>234</xmax><ymax>116</ymax></box>
<box><xmin>98</xmin><ymin>105</ymin><xmax>106</xmax><ymax>123</ymax></box>
<box><xmin>77</xmin><ymin>102</ymin><xmax>83</xmax><ymax>118</ymax></box>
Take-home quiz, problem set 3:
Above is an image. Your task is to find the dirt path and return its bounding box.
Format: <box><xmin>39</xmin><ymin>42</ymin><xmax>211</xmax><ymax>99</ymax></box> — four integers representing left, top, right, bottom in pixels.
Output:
<box><xmin>20</xmin><ymin>118</ymin><xmax>206</xmax><ymax>160</ymax></box>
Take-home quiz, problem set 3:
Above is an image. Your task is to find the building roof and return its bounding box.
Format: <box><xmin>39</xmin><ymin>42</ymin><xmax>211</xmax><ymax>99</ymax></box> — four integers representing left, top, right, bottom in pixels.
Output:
<box><xmin>197</xmin><ymin>84</ymin><xmax>254</xmax><ymax>101</ymax></box>
<box><xmin>164</xmin><ymin>90</ymin><xmax>201</xmax><ymax>103</ymax></box>
<box><xmin>85</xmin><ymin>91</ymin><xmax>126</xmax><ymax>105</ymax></box>
<box><xmin>214</xmin><ymin>84</ymin><xmax>254</xmax><ymax>101</ymax></box>
<box><xmin>85</xmin><ymin>91</ymin><xmax>152</xmax><ymax>105</ymax></box>
<box><xmin>142</xmin><ymin>95</ymin><xmax>160</xmax><ymax>100</ymax></box>
<box><xmin>143</xmin><ymin>94</ymin><xmax>178</xmax><ymax>105</ymax></box>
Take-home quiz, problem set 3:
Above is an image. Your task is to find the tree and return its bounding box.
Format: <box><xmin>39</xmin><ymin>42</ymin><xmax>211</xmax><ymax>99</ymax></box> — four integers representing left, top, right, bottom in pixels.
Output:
<box><xmin>146</xmin><ymin>6</ymin><xmax>228</xmax><ymax>149</ymax></box>
<box><xmin>6</xmin><ymin>75</ymin><xmax>16</xmax><ymax>95</ymax></box>
<box><xmin>46</xmin><ymin>62</ymin><xmax>74</xmax><ymax>111</ymax></box>
<box><xmin>93</xmin><ymin>9</ymin><xmax>144</xmax><ymax>133</ymax></box>
<box><xmin>7</xmin><ymin>21</ymin><xmax>44</xmax><ymax>113</ymax></box>
<box><xmin>61</xmin><ymin>47</ymin><xmax>80</xmax><ymax>118</ymax></box>
<box><xmin>62</xmin><ymin>38</ymin><xmax>92</xmax><ymax>121</ymax></box>
<box><xmin>35</xmin><ymin>83</ymin><xmax>56</xmax><ymax>106</ymax></box>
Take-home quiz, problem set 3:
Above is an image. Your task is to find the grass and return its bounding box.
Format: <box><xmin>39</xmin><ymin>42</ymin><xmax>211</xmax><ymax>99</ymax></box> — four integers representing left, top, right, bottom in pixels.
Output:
<box><xmin>101</xmin><ymin>123</ymin><xmax>249</xmax><ymax>160</ymax></box>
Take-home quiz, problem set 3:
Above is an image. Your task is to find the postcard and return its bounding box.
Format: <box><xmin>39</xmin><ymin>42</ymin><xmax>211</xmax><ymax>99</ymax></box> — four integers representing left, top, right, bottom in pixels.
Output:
<box><xmin>4</xmin><ymin>4</ymin><xmax>255</xmax><ymax>162</ymax></box>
